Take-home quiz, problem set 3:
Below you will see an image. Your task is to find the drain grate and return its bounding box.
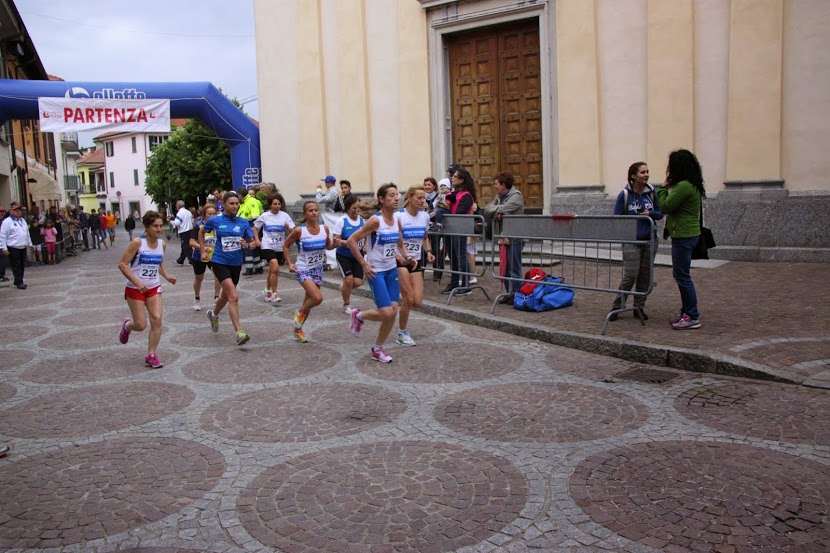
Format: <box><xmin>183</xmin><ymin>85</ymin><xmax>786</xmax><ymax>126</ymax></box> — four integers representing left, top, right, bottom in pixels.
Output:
<box><xmin>613</xmin><ymin>367</ymin><xmax>680</xmax><ymax>384</ymax></box>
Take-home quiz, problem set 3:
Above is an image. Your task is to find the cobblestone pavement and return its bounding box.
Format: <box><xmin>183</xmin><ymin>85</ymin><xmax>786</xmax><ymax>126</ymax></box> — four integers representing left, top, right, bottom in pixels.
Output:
<box><xmin>0</xmin><ymin>242</ymin><xmax>828</xmax><ymax>552</ymax></box>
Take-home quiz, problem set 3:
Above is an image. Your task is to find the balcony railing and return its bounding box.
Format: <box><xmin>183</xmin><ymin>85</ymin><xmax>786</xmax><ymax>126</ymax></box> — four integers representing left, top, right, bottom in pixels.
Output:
<box><xmin>64</xmin><ymin>175</ymin><xmax>81</xmax><ymax>191</ymax></box>
<box><xmin>60</xmin><ymin>132</ymin><xmax>79</xmax><ymax>145</ymax></box>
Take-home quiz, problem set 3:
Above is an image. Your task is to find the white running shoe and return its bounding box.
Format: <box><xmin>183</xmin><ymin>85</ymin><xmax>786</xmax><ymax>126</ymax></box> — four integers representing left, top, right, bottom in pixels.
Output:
<box><xmin>350</xmin><ymin>309</ymin><xmax>363</xmax><ymax>337</ymax></box>
<box><xmin>396</xmin><ymin>330</ymin><xmax>416</xmax><ymax>347</ymax></box>
<box><xmin>270</xmin><ymin>293</ymin><xmax>281</xmax><ymax>303</ymax></box>
<box><xmin>193</xmin><ymin>299</ymin><xmax>201</xmax><ymax>311</ymax></box>
<box><xmin>343</xmin><ymin>305</ymin><xmax>353</xmax><ymax>315</ymax></box>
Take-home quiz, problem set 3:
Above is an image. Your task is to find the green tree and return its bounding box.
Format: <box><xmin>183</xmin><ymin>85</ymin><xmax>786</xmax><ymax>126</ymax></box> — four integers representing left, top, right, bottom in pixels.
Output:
<box><xmin>144</xmin><ymin>119</ymin><xmax>232</xmax><ymax>207</ymax></box>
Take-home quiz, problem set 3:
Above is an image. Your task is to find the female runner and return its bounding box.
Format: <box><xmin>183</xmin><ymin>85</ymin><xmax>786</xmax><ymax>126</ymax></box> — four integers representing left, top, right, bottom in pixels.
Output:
<box><xmin>395</xmin><ymin>185</ymin><xmax>435</xmax><ymax>346</ymax></box>
<box><xmin>201</xmin><ymin>191</ymin><xmax>258</xmax><ymax>346</ymax></box>
<box><xmin>331</xmin><ymin>194</ymin><xmax>366</xmax><ymax>314</ymax></box>
<box><xmin>118</xmin><ymin>211</ymin><xmax>177</xmax><ymax>368</ymax></box>
<box><xmin>188</xmin><ymin>203</ymin><xmax>220</xmax><ymax>311</ymax></box>
<box><xmin>346</xmin><ymin>183</ymin><xmax>408</xmax><ymax>363</ymax></box>
<box><xmin>283</xmin><ymin>201</ymin><xmax>333</xmax><ymax>343</ymax></box>
<box><xmin>252</xmin><ymin>193</ymin><xmax>295</xmax><ymax>303</ymax></box>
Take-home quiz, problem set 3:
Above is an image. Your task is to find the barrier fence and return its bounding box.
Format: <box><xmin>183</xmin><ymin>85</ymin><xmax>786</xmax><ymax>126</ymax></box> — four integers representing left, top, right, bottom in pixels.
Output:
<box><xmin>429</xmin><ymin>213</ymin><xmax>656</xmax><ymax>335</ymax></box>
<box><xmin>428</xmin><ymin>213</ymin><xmax>489</xmax><ymax>302</ymax></box>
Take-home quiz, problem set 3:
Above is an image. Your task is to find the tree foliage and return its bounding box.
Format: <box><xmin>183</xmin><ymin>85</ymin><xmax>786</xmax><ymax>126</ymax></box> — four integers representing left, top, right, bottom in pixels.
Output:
<box><xmin>144</xmin><ymin>119</ymin><xmax>232</xmax><ymax>207</ymax></box>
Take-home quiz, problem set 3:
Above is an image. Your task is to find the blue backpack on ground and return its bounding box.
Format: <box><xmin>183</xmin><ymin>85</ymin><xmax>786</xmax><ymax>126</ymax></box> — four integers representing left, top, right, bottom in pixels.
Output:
<box><xmin>514</xmin><ymin>275</ymin><xmax>574</xmax><ymax>312</ymax></box>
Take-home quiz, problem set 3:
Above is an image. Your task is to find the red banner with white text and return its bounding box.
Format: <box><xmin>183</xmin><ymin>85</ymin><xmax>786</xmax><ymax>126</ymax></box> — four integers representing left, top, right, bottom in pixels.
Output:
<box><xmin>38</xmin><ymin>98</ymin><xmax>171</xmax><ymax>132</ymax></box>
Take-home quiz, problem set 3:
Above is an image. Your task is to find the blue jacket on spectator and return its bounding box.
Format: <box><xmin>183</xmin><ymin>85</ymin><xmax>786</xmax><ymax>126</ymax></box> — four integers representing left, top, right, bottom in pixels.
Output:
<box><xmin>613</xmin><ymin>184</ymin><xmax>663</xmax><ymax>240</ymax></box>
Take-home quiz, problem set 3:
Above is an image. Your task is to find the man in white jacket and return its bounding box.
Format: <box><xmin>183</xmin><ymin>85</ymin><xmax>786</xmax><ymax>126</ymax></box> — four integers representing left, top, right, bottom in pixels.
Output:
<box><xmin>316</xmin><ymin>175</ymin><xmax>339</xmax><ymax>270</ymax></box>
<box><xmin>0</xmin><ymin>202</ymin><xmax>33</xmax><ymax>289</ymax></box>
<box><xmin>169</xmin><ymin>200</ymin><xmax>194</xmax><ymax>265</ymax></box>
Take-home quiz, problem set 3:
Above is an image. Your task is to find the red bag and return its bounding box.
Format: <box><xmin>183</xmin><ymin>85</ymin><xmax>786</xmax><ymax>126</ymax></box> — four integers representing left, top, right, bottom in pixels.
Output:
<box><xmin>518</xmin><ymin>268</ymin><xmax>546</xmax><ymax>295</ymax></box>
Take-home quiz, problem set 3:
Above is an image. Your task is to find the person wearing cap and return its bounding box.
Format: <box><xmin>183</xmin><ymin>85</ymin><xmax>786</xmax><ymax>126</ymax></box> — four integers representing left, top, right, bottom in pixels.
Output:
<box><xmin>0</xmin><ymin>202</ymin><xmax>33</xmax><ymax>289</ymax></box>
<box><xmin>316</xmin><ymin>175</ymin><xmax>339</xmax><ymax>270</ymax></box>
<box><xmin>447</xmin><ymin>163</ymin><xmax>461</xmax><ymax>180</ymax></box>
<box><xmin>0</xmin><ymin>205</ymin><xmax>8</xmax><ymax>282</ymax></box>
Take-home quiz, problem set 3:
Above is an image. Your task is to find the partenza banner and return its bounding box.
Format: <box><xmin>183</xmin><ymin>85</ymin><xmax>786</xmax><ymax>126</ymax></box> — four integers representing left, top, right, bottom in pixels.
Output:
<box><xmin>38</xmin><ymin>98</ymin><xmax>170</xmax><ymax>132</ymax></box>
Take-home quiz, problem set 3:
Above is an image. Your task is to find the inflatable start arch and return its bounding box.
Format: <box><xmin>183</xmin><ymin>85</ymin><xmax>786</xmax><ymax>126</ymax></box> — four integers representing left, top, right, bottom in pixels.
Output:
<box><xmin>0</xmin><ymin>79</ymin><xmax>261</xmax><ymax>190</ymax></box>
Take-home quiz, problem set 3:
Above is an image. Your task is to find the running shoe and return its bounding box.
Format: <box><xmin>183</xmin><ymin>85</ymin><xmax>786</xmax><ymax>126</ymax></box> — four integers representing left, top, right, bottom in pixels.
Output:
<box><xmin>264</xmin><ymin>290</ymin><xmax>272</xmax><ymax>302</ymax></box>
<box><xmin>469</xmin><ymin>277</ymin><xmax>478</xmax><ymax>284</ymax></box>
<box><xmin>350</xmin><ymin>309</ymin><xmax>363</xmax><ymax>337</ymax></box>
<box><xmin>371</xmin><ymin>346</ymin><xmax>392</xmax><ymax>363</ymax></box>
<box><xmin>670</xmin><ymin>310</ymin><xmax>684</xmax><ymax>324</ymax></box>
<box><xmin>293</xmin><ymin>328</ymin><xmax>309</xmax><ymax>343</ymax></box>
<box><xmin>119</xmin><ymin>317</ymin><xmax>132</xmax><ymax>344</ymax></box>
<box><xmin>343</xmin><ymin>305</ymin><xmax>353</xmax><ymax>315</ymax></box>
<box><xmin>207</xmin><ymin>309</ymin><xmax>219</xmax><ymax>333</ymax></box>
<box><xmin>671</xmin><ymin>314</ymin><xmax>701</xmax><ymax>330</ymax></box>
<box><xmin>293</xmin><ymin>309</ymin><xmax>307</xmax><ymax>329</ymax></box>
<box><xmin>396</xmin><ymin>330</ymin><xmax>416</xmax><ymax>347</ymax></box>
<box><xmin>0</xmin><ymin>444</ymin><xmax>9</xmax><ymax>458</ymax></box>
<box><xmin>270</xmin><ymin>293</ymin><xmax>281</xmax><ymax>303</ymax></box>
<box><xmin>236</xmin><ymin>330</ymin><xmax>251</xmax><ymax>346</ymax></box>
<box><xmin>144</xmin><ymin>353</ymin><xmax>164</xmax><ymax>369</ymax></box>
<box><xmin>454</xmin><ymin>288</ymin><xmax>472</xmax><ymax>296</ymax></box>
<box><xmin>193</xmin><ymin>299</ymin><xmax>201</xmax><ymax>311</ymax></box>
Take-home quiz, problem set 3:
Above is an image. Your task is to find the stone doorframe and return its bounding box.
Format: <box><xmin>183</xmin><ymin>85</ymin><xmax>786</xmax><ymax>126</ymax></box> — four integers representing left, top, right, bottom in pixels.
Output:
<box><xmin>420</xmin><ymin>0</ymin><xmax>557</xmax><ymax>211</ymax></box>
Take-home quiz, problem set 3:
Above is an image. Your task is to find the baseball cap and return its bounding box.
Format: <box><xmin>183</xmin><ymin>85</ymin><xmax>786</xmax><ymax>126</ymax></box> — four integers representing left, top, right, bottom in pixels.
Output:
<box><xmin>9</xmin><ymin>201</ymin><xmax>20</xmax><ymax>209</ymax></box>
<box><xmin>447</xmin><ymin>163</ymin><xmax>460</xmax><ymax>174</ymax></box>
<box><xmin>321</xmin><ymin>175</ymin><xmax>336</xmax><ymax>183</ymax></box>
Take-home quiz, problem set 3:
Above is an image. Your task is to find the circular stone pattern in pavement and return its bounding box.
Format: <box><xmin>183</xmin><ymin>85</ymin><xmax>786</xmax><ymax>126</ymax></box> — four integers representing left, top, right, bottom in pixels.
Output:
<box><xmin>238</xmin><ymin>441</ymin><xmax>528</xmax><ymax>552</ymax></box>
<box><xmin>435</xmin><ymin>383</ymin><xmax>648</xmax><ymax>443</ymax></box>
<box><xmin>0</xmin><ymin>382</ymin><xmax>195</xmax><ymax>438</ymax></box>
<box><xmin>182</xmin><ymin>345</ymin><xmax>340</xmax><ymax>384</ymax></box>
<box><xmin>571</xmin><ymin>441</ymin><xmax>830</xmax><ymax>552</ymax></box>
<box><xmin>37</xmin><ymin>327</ymin><xmax>169</xmax><ymax>351</ymax></box>
<box><xmin>201</xmin><ymin>383</ymin><xmax>406</xmax><ymax>442</ymax></box>
<box><xmin>118</xmin><ymin>549</ymin><xmax>207</xmax><ymax>553</ymax></box>
<box><xmin>0</xmin><ymin>325</ymin><xmax>49</xmax><ymax>345</ymax></box>
<box><xmin>20</xmin><ymin>349</ymin><xmax>181</xmax><ymax>384</ymax></box>
<box><xmin>0</xmin><ymin>294</ymin><xmax>63</xmax><ymax>308</ymax></box>
<box><xmin>0</xmin><ymin>349</ymin><xmax>35</xmax><ymax>370</ymax></box>
<box><xmin>0</xmin><ymin>437</ymin><xmax>224</xmax><ymax>549</ymax></box>
<box><xmin>310</xmin><ymin>318</ymin><xmax>448</xmax><ymax>345</ymax></box>
<box><xmin>357</xmin><ymin>343</ymin><xmax>519</xmax><ymax>383</ymax></box>
<box><xmin>0</xmin><ymin>383</ymin><xmax>15</xmax><ymax>403</ymax></box>
<box><xmin>676</xmin><ymin>382</ymin><xmax>830</xmax><ymax>446</ymax></box>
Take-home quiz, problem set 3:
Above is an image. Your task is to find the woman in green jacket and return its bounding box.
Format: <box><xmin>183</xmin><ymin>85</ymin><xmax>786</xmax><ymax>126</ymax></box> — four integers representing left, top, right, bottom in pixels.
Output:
<box><xmin>657</xmin><ymin>149</ymin><xmax>705</xmax><ymax>330</ymax></box>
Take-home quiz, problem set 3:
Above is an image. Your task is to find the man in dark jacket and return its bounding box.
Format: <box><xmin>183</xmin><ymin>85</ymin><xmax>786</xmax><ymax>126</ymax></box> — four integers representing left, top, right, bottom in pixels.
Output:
<box><xmin>89</xmin><ymin>209</ymin><xmax>103</xmax><ymax>249</ymax></box>
<box><xmin>483</xmin><ymin>172</ymin><xmax>525</xmax><ymax>303</ymax></box>
<box><xmin>77</xmin><ymin>206</ymin><xmax>90</xmax><ymax>251</ymax></box>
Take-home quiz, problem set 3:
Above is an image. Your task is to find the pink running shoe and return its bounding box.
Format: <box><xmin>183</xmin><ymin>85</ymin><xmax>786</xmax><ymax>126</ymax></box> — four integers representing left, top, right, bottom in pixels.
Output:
<box><xmin>350</xmin><ymin>309</ymin><xmax>364</xmax><ymax>337</ymax></box>
<box><xmin>144</xmin><ymin>353</ymin><xmax>164</xmax><ymax>369</ymax></box>
<box><xmin>119</xmin><ymin>317</ymin><xmax>132</xmax><ymax>344</ymax></box>
<box><xmin>370</xmin><ymin>346</ymin><xmax>392</xmax><ymax>363</ymax></box>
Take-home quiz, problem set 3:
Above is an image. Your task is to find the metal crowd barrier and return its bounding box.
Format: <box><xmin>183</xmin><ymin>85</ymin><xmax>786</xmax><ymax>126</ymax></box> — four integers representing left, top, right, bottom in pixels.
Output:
<box><xmin>427</xmin><ymin>213</ymin><xmax>490</xmax><ymax>304</ymax></box>
<box><xmin>488</xmin><ymin>214</ymin><xmax>656</xmax><ymax>334</ymax></box>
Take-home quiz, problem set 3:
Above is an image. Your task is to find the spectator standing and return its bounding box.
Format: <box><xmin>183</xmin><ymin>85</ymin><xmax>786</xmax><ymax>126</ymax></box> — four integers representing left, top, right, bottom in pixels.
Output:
<box><xmin>124</xmin><ymin>212</ymin><xmax>136</xmax><ymax>240</ymax></box>
<box><xmin>105</xmin><ymin>211</ymin><xmax>117</xmax><ymax>245</ymax></box>
<box><xmin>77</xmin><ymin>206</ymin><xmax>90</xmax><ymax>251</ymax></box>
<box><xmin>608</xmin><ymin>162</ymin><xmax>663</xmax><ymax>321</ymax></box>
<box><xmin>41</xmin><ymin>219</ymin><xmax>58</xmax><ymax>264</ymax></box>
<box><xmin>169</xmin><ymin>200</ymin><xmax>194</xmax><ymax>265</ymax></box>
<box><xmin>334</xmin><ymin>180</ymin><xmax>352</xmax><ymax>213</ymax></box>
<box><xmin>237</xmin><ymin>187</ymin><xmax>264</xmax><ymax>275</ymax></box>
<box><xmin>316</xmin><ymin>175</ymin><xmax>339</xmax><ymax>270</ymax></box>
<box><xmin>442</xmin><ymin>168</ymin><xmax>476</xmax><ymax>295</ymax></box>
<box><xmin>0</xmin><ymin>202</ymin><xmax>33</xmax><ymax>289</ymax></box>
<box><xmin>89</xmin><ymin>209</ymin><xmax>105</xmax><ymax>249</ymax></box>
<box><xmin>484</xmin><ymin>172</ymin><xmax>525</xmax><ymax>304</ymax></box>
<box><xmin>0</xmin><ymin>205</ymin><xmax>8</xmax><ymax>282</ymax></box>
<box><xmin>29</xmin><ymin>217</ymin><xmax>44</xmax><ymax>265</ymax></box>
<box><xmin>658</xmin><ymin>149</ymin><xmax>705</xmax><ymax>330</ymax></box>
<box><xmin>98</xmin><ymin>209</ymin><xmax>109</xmax><ymax>249</ymax></box>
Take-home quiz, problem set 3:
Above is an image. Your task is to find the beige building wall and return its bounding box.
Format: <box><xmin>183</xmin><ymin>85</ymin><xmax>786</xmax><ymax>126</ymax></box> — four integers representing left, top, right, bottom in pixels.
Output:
<box><xmin>255</xmin><ymin>0</ymin><xmax>830</xmax><ymax>204</ymax></box>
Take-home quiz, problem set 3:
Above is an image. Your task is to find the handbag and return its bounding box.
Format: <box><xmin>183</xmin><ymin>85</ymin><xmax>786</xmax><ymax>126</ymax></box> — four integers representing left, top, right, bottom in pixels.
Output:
<box><xmin>691</xmin><ymin>201</ymin><xmax>716</xmax><ymax>260</ymax></box>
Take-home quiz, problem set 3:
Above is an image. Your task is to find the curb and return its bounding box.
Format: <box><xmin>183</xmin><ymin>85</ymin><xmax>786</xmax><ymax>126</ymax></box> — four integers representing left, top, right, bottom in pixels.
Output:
<box><xmin>315</xmin><ymin>273</ymin><xmax>803</xmax><ymax>386</ymax></box>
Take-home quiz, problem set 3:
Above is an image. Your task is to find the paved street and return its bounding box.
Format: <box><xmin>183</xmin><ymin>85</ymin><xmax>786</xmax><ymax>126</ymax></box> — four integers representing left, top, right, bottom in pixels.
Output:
<box><xmin>0</xmin><ymin>240</ymin><xmax>828</xmax><ymax>553</ymax></box>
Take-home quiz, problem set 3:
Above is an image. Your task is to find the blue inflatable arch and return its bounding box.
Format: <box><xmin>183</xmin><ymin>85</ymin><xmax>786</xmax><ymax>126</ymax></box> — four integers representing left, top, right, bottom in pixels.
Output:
<box><xmin>0</xmin><ymin>79</ymin><xmax>261</xmax><ymax>190</ymax></box>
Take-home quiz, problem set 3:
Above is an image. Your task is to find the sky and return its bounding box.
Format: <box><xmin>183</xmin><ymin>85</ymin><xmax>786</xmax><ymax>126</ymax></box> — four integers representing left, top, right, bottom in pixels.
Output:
<box><xmin>17</xmin><ymin>0</ymin><xmax>259</xmax><ymax>146</ymax></box>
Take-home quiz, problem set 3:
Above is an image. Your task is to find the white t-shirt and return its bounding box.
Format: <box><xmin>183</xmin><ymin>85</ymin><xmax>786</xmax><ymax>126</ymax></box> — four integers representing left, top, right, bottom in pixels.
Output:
<box><xmin>395</xmin><ymin>208</ymin><xmax>430</xmax><ymax>260</ymax></box>
<box><xmin>254</xmin><ymin>210</ymin><xmax>295</xmax><ymax>252</ymax></box>
<box><xmin>294</xmin><ymin>224</ymin><xmax>329</xmax><ymax>271</ymax></box>
<box><xmin>365</xmin><ymin>215</ymin><xmax>400</xmax><ymax>273</ymax></box>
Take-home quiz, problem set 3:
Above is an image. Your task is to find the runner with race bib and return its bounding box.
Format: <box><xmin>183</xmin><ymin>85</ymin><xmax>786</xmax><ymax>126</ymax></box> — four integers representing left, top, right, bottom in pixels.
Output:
<box><xmin>394</xmin><ymin>185</ymin><xmax>435</xmax><ymax>346</ymax></box>
<box><xmin>346</xmin><ymin>183</ymin><xmax>408</xmax><ymax>363</ymax></box>
<box><xmin>188</xmin><ymin>203</ymin><xmax>220</xmax><ymax>311</ymax></box>
<box><xmin>284</xmin><ymin>201</ymin><xmax>333</xmax><ymax>343</ymax></box>
<box><xmin>332</xmin><ymin>194</ymin><xmax>367</xmax><ymax>315</ymax></box>
<box><xmin>253</xmin><ymin>193</ymin><xmax>295</xmax><ymax>304</ymax></box>
<box><xmin>118</xmin><ymin>211</ymin><xmax>177</xmax><ymax>369</ymax></box>
<box><xmin>201</xmin><ymin>191</ymin><xmax>258</xmax><ymax>346</ymax></box>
